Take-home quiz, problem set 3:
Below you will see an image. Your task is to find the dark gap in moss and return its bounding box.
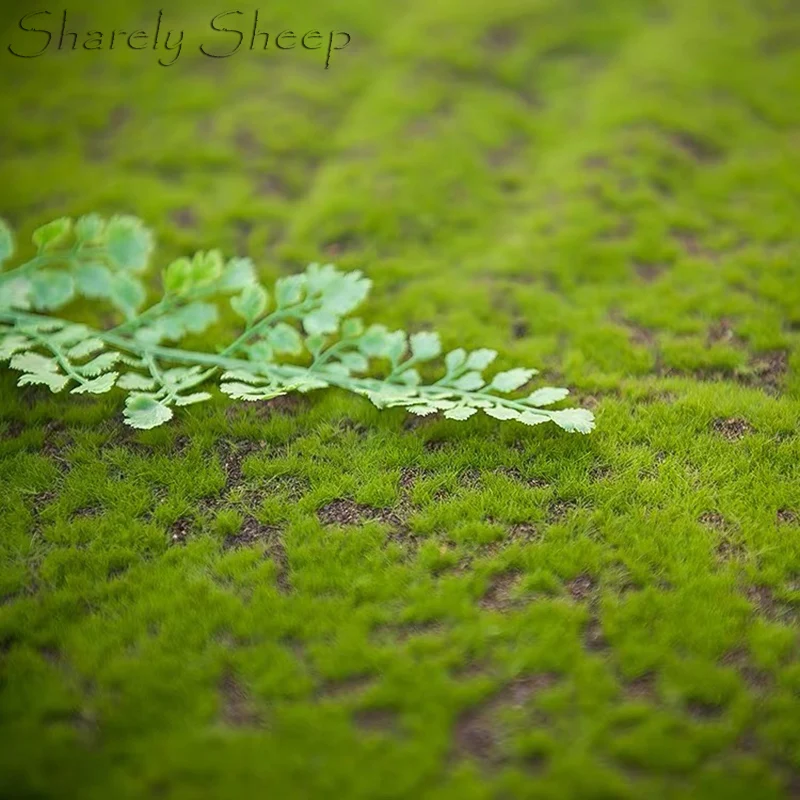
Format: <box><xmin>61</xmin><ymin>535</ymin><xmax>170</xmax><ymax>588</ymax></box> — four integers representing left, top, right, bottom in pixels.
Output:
<box><xmin>452</xmin><ymin>674</ymin><xmax>557</xmax><ymax>766</ymax></box>
<box><xmin>317</xmin><ymin>674</ymin><xmax>374</xmax><ymax>700</ymax></box>
<box><xmin>548</xmin><ymin>499</ymin><xmax>580</xmax><ymax>523</ymax></box>
<box><xmin>371</xmin><ymin>620</ymin><xmax>444</xmax><ymax>645</ymax></box>
<box><xmin>720</xmin><ymin>648</ymin><xmax>772</xmax><ymax>692</ymax></box>
<box><xmin>565</xmin><ymin>573</ymin><xmax>596</xmax><ymax>602</ymax></box>
<box><xmin>318</xmin><ymin>499</ymin><xmax>404</xmax><ymax>529</ymax></box>
<box><xmin>352</xmin><ymin>707</ymin><xmax>398</xmax><ymax>734</ymax></box>
<box><xmin>218</xmin><ymin>669</ymin><xmax>264</xmax><ymax>728</ymax></box>
<box><xmin>746</xmin><ymin>350</ymin><xmax>787</xmax><ymax>394</ymax></box>
<box><xmin>583</xmin><ymin>617</ymin><xmax>609</xmax><ymax>652</ymax></box>
<box><xmin>706</xmin><ymin>318</ymin><xmax>744</xmax><ymax>347</ymax></box>
<box><xmin>480</xmin><ymin>570</ymin><xmax>522</xmax><ymax>611</ymax></box>
<box><xmin>480</xmin><ymin>25</ymin><xmax>518</xmax><ymax>53</ymax></box>
<box><xmin>711</xmin><ymin>418</ymin><xmax>753</xmax><ymax>441</ymax></box>
<box><xmin>170</xmin><ymin>207</ymin><xmax>197</xmax><ymax>229</ymax></box>
<box><xmin>507</xmin><ymin>523</ymin><xmax>541</xmax><ymax>544</ymax></box>
<box><xmin>169</xmin><ymin>517</ymin><xmax>192</xmax><ymax>545</ymax></box>
<box><xmin>213</xmin><ymin>440</ymin><xmax>266</xmax><ymax>493</ymax></box>
<box><xmin>622</xmin><ymin>673</ymin><xmax>658</xmax><ymax>703</ymax></box>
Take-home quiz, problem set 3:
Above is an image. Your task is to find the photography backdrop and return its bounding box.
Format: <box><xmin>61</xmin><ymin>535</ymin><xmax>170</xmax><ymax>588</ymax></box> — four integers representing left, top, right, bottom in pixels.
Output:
<box><xmin>1</xmin><ymin>1</ymin><xmax>799</xmax><ymax>798</ymax></box>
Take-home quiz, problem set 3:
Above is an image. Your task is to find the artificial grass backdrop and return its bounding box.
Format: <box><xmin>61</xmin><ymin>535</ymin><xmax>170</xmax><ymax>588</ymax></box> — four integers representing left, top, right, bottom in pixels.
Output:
<box><xmin>1</xmin><ymin>0</ymin><xmax>799</xmax><ymax>797</ymax></box>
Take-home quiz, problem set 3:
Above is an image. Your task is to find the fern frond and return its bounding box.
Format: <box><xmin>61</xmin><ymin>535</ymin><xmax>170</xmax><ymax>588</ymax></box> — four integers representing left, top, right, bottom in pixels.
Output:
<box><xmin>0</xmin><ymin>214</ymin><xmax>595</xmax><ymax>433</ymax></box>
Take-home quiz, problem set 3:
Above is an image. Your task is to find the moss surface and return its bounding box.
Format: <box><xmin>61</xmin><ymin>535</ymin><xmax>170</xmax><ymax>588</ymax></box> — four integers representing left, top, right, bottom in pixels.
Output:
<box><xmin>1</xmin><ymin>0</ymin><xmax>799</xmax><ymax>797</ymax></box>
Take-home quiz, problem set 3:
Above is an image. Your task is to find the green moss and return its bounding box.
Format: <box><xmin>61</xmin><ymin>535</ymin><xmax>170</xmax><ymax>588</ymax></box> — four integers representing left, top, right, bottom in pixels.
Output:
<box><xmin>1</xmin><ymin>0</ymin><xmax>800</xmax><ymax>797</ymax></box>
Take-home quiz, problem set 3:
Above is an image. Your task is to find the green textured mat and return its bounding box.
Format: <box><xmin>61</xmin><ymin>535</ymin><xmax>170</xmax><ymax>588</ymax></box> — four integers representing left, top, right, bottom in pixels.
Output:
<box><xmin>1</xmin><ymin>1</ymin><xmax>799</xmax><ymax>797</ymax></box>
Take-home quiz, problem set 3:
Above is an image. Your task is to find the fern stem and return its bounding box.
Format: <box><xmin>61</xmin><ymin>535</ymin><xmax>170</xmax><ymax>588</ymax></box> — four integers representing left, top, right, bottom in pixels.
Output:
<box><xmin>310</xmin><ymin>338</ymin><xmax>353</xmax><ymax>370</ymax></box>
<box><xmin>117</xmin><ymin>337</ymin><xmax>558</xmax><ymax>420</ymax></box>
<box><xmin>109</xmin><ymin>296</ymin><xmax>177</xmax><ymax>335</ymax></box>
<box><xmin>2</xmin><ymin>309</ymin><xmax>561</xmax><ymax>422</ymax></box>
<box><xmin>0</xmin><ymin>252</ymin><xmax>77</xmax><ymax>284</ymax></box>
<box><xmin>29</xmin><ymin>332</ymin><xmax>88</xmax><ymax>387</ymax></box>
<box><xmin>221</xmin><ymin>301</ymin><xmax>314</xmax><ymax>357</ymax></box>
<box><xmin>142</xmin><ymin>353</ymin><xmax>174</xmax><ymax>402</ymax></box>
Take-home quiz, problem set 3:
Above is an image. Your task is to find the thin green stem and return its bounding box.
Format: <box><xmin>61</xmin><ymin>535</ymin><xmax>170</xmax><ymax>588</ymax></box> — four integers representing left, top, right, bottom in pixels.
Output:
<box><xmin>0</xmin><ymin>241</ymin><xmax>119</xmax><ymax>288</ymax></box>
<box><xmin>142</xmin><ymin>353</ymin><xmax>173</xmax><ymax>402</ymax></box>
<box><xmin>310</xmin><ymin>337</ymin><xmax>355</xmax><ymax>370</ymax></box>
<box><xmin>1</xmin><ymin>308</ymin><xmax>558</xmax><ymax>420</ymax></box>
<box><xmin>109</xmin><ymin>296</ymin><xmax>176</xmax><ymax>335</ymax></box>
<box><xmin>221</xmin><ymin>300</ymin><xmax>314</xmax><ymax>358</ymax></box>
<box><xmin>0</xmin><ymin>252</ymin><xmax>75</xmax><ymax>284</ymax></box>
<box><xmin>388</xmin><ymin>355</ymin><xmax>419</xmax><ymax>380</ymax></box>
<box><xmin>108</xmin><ymin>280</ymin><xmax>232</xmax><ymax>336</ymax></box>
<box><xmin>30</xmin><ymin>332</ymin><xmax>88</xmax><ymax>387</ymax></box>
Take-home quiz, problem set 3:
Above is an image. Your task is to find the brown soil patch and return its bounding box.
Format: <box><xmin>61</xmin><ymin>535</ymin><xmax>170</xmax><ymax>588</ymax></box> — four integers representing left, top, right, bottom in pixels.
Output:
<box><xmin>232</xmin><ymin>220</ymin><xmax>253</xmax><ymax>255</ymax></box>
<box><xmin>496</xmin><ymin>468</ymin><xmax>549</xmax><ymax>489</ymax></box>
<box><xmin>353</xmin><ymin>707</ymin><xmax>397</xmax><ymax>733</ymax></box>
<box><xmin>171</xmin><ymin>207</ymin><xmax>197</xmax><ymax>229</ymax></box>
<box><xmin>318</xmin><ymin>499</ymin><xmax>403</xmax><ymax>528</ymax></box>
<box><xmin>720</xmin><ymin>648</ymin><xmax>772</xmax><ymax>691</ymax></box>
<box><xmin>453</xmin><ymin>674</ymin><xmax>557</xmax><ymax>765</ymax></box>
<box><xmin>253</xmin><ymin>172</ymin><xmax>292</xmax><ymax>199</ymax></box>
<box><xmin>481</xmin><ymin>25</ymin><xmax>518</xmax><ymax>52</ymax></box>
<box><xmin>316</xmin><ymin>499</ymin><xmax>371</xmax><ymax>525</ymax></box>
<box><xmin>699</xmin><ymin>511</ymin><xmax>726</xmax><ymax>529</ymax></box>
<box><xmin>218</xmin><ymin>670</ymin><xmax>263</xmax><ymax>727</ymax></box>
<box><xmin>371</xmin><ymin>620</ymin><xmax>443</xmax><ymax>644</ymax></box>
<box><xmin>323</xmin><ymin>232</ymin><xmax>362</xmax><ymax>258</ymax></box>
<box><xmin>169</xmin><ymin>518</ymin><xmax>192</xmax><ymax>545</ymax></box>
<box><xmin>234</xmin><ymin>128</ymin><xmax>260</xmax><ymax>159</ymax></box>
<box><xmin>549</xmin><ymin>499</ymin><xmax>579</xmax><ymax>522</ymax></box>
<box><xmin>459</xmin><ymin>468</ymin><xmax>482</xmax><ymax>488</ymax></box>
<box><xmin>748</xmin><ymin>350</ymin><xmax>787</xmax><ymax>393</ymax></box>
<box><xmin>583</xmin><ymin>154</ymin><xmax>610</xmax><ymax>170</ymax></box>
<box><xmin>635</xmin><ymin>261</ymin><xmax>667</xmax><ymax>282</ymax></box>
<box><xmin>777</xmin><ymin>509</ymin><xmax>797</xmax><ymax>525</ymax></box>
<box><xmin>599</xmin><ymin>219</ymin><xmax>634</xmax><ymax>241</ymax></box>
<box><xmin>745</xmin><ymin>585</ymin><xmax>782</xmax><ymax>620</ymax></box>
<box><xmin>71</xmin><ymin>506</ymin><xmax>103</xmax><ymax>520</ymax></box>
<box><xmin>686</xmin><ymin>699</ymin><xmax>725</xmax><ymax>720</ymax></box>
<box><xmin>671</xmin><ymin>229</ymin><xmax>718</xmax><ymax>260</ymax></box>
<box><xmin>622</xmin><ymin>673</ymin><xmax>658</xmax><ymax>703</ymax></box>
<box><xmin>590</xmin><ymin>466</ymin><xmax>612</xmax><ymax>481</ymax></box>
<box><xmin>454</xmin><ymin>708</ymin><xmax>497</xmax><ymax>763</ymax></box>
<box><xmin>40</xmin><ymin>425</ymin><xmax>73</xmax><ymax>469</ymax></box>
<box><xmin>216</xmin><ymin>440</ymin><xmax>264</xmax><ymax>486</ymax></box>
<box><xmin>480</xmin><ymin>571</ymin><xmax>522</xmax><ymax>611</ymax></box>
<box><xmin>34</xmin><ymin>490</ymin><xmax>56</xmax><ymax>513</ymax></box>
<box><xmin>512</xmin><ymin>319</ymin><xmax>530</xmax><ymax>339</ymax></box>
<box><xmin>423</xmin><ymin>439</ymin><xmax>448</xmax><ymax>453</ymax></box>
<box><xmin>0</xmin><ymin>419</ymin><xmax>24</xmax><ymax>440</ymax></box>
<box><xmin>451</xmin><ymin>661</ymin><xmax>492</xmax><ymax>681</ymax></box>
<box><xmin>507</xmin><ymin>523</ymin><xmax>541</xmax><ymax>543</ymax></box>
<box><xmin>583</xmin><ymin>617</ymin><xmax>609</xmax><ymax>652</ymax></box>
<box><xmin>566</xmin><ymin>573</ymin><xmax>596</xmax><ymax>602</ymax></box>
<box><xmin>707</xmin><ymin>318</ymin><xmax>744</xmax><ymax>346</ymax></box>
<box><xmin>70</xmin><ymin>709</ymin><xmax>99</xmax><ymax>743</ymax></box>
<box><xmin>711</xmin><ymin>418</ymin><xmax>753</xmax><ymax>441</ymax></box>
<box><xmin>224</xmin><ymin>517</ymin><xmax>289</xmax><ymax>591</ymax></box>
<box><xmin>496</xmin><ymin>674</ymin><xmax>558</xmax><ymax>706</ymax></box>
<box><xmin>318</xmin><ymin>674</ymin><xmax>374</xmax><ymax>699</ymax></box>
<box><xmin>715</xmin><ymin>538</ymin><xmax>746</xmax><ymax>562</ymax></box>
<box><xmin>224</xmin><ymin>516</ymin><xmax>279</xmax><ymax>549</ymax></box>
<box><xmin>610</xmin><ymin>310</ymin><xmax>657</xmax><ymax>347</ymax></box>
<box><xmin>668</xmin><ymin>129</ymin><xmax>723</xmax><ymax>163</ymax></box>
